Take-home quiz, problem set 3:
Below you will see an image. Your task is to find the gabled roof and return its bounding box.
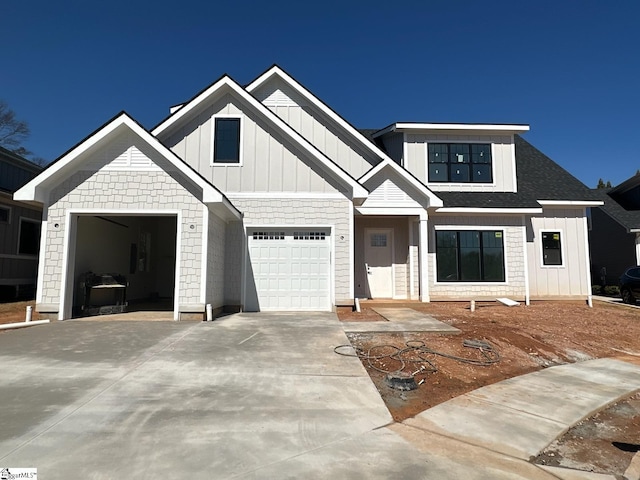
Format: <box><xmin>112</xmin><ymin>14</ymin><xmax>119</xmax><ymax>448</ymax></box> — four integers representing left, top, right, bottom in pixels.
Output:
<box><xmin>152</xmin><ymin>73</ymin><xmax>367</xmax><ymax>200</ymax></box>
<box><xmin>591</xmin><ymin>188</ymin><xmax>640</xmax><ymax>232</ymax></box>
<box><xmin>434</xmin><ymin>136</ymin><xmax>601</xmax><ymax>211</ymax></box>
<box><xmin>359</xmin><ymin>159</ymin><xmax>443</xmax><ymax>208</ymax></box>
<box><xmin>246</xmin><ymin>65</ymin><xmax>395</xmax><ymax>165</ymax></box>
<box><xmin>14</xmin><ymin>112</ymin><xmax>241</xmax><ymax>219</ymax></box>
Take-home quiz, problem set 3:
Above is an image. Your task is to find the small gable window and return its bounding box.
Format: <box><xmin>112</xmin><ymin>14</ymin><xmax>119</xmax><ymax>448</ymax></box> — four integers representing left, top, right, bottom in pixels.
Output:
<box><xmin>428</xmin><ymin>143</ymin><xmax>492</xmax><ymax>183</ymax></box>
<box><xmin>212</xmin><ymin>117</ymin><xmax>241</xmax><ymax>164</ymax></box>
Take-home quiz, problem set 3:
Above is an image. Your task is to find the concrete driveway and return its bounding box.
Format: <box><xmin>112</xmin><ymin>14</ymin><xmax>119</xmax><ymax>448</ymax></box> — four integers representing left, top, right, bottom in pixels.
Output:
<box><xmin>0</xmin><ymin>313</ymin><xmax>406</xmax><ymax>479</ymax></box>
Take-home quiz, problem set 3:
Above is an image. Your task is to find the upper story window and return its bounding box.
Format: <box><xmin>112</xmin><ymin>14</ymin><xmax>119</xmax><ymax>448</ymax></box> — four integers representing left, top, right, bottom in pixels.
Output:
<box><xmin>428</xmin><ymin>143</ymin><xmax>492</xmax><ymax>183</ymax></box>
<box><xmin>212</xmin><ymin>116</ymin><xmax>241</xmax><ymax>164</ymax></box>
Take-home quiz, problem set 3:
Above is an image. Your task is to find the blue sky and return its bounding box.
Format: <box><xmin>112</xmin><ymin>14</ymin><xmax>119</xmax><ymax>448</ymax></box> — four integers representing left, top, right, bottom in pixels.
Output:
<box><xmin>2</xmin><ymin>0</ymin><xmax>639</xmax><ymax>188</ymax></box>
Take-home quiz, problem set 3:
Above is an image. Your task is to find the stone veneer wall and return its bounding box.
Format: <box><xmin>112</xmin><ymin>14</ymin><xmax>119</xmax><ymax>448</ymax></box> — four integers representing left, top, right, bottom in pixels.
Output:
<box><xmin>427</xmin><ymin>215</ymin><xmax>526</xmax><ymax>299</ymax></box>
<box><xmin>41</xmin><ymin>169</ymin><xmax>205</xmax><ymax>314</ymax></box>
<box><xmin>227</xmin><ymin>197</ymin><xmax>352</xmax><ymax>305</ymax></box>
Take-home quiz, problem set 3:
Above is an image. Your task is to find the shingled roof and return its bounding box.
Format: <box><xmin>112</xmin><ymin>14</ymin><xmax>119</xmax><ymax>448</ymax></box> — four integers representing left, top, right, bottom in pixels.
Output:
<box><xmin>592</xmin><ymin>186</ymin><xmax>640</xmax><ymax>232</ymax></box>
<box><xmin>428</xmin><ymin>135</ymin><xmax>597</xmax><ymax>208</ymax></box>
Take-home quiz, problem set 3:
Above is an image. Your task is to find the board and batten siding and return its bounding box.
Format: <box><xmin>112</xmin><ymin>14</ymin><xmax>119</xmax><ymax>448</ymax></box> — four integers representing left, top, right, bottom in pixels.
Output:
<box><xmin>0</xmin><ymin>198</ymin><xmax>41</xmax><ymax>285</ymax></box>
<box><xmin>251</xmin><ymin>77</ymin><xmax>382</xmax><ymax>179</ymax></box>
<box><xmin>404</xmin><ymin>133</ymin><xmax>516</xmax><ymax>193</ymax></box>
<box><xmin>379</xmin><ymin>132</ymin><xmax>404</xmax><ymax>165</ymax></box>
<box><xmin>428</xmin><ymin>215</ymin><xmax>526</xmax><ymax>299</ymax></box>
<box><xmin>160</xmin><ymin>94</ymin><xmax>345</xmax><ymax>195</ymax></box>
<box><xmin>229</xmin><ymin>197</ymin><xmax>352</xmax><ymax>305</ymax></box>
<box><xmin>526</xmin><ymin>209</ymin><xmax>590</xmax><ymax>297</ymax></box>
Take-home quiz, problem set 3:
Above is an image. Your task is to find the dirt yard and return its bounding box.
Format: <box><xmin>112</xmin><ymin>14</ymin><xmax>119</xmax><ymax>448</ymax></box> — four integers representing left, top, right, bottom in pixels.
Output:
<box><xmin>338</xmin><ymin>299</ymin><xmax>640</xmax><ymax>474</ymax></box>
<box><xmin>0</xmin><ymin>300</ymin><xmax>45</xmax><ymax>325</ymax></box>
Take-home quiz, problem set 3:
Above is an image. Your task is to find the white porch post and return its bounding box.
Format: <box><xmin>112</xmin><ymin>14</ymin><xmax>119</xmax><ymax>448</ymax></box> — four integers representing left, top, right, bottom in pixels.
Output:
<box><xmin>418</xmin><ymin>211</ymin><xmax>429</xmax><ymax>302</ymax></box>
<box><xmin>635</xmin><ymin>233</ymin><xmax>640</xmax><ymax>265</ymax></box>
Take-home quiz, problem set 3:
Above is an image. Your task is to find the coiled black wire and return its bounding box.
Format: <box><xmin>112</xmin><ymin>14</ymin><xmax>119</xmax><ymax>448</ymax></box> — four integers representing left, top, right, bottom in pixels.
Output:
<box><xmin>334</xmin><ymin>339</ymin><xmax>500</xmax><ymax>376</ymax></box>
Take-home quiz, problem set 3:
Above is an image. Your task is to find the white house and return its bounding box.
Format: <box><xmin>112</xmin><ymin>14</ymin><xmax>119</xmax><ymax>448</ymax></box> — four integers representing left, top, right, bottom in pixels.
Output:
<box><xmin>15</xmin><ymin>66</ymin><xmax>601</xmax><ymax>320</ymax></box>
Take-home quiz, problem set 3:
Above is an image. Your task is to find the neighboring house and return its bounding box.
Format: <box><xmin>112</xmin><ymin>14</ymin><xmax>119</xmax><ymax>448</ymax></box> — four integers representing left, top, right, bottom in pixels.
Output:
<box><xmin>0</xmin><ymin>146</ymin><xmax>42</xmax><ymax>300</ymax></box>
<box><xmin>590</xmin><ymin>175</ymin><xmax>640</xmax><ymax>285</ymax></box>
<box><xmin>15</xmin><ymin>65</ymin><xmax>601</xmax><ymax>320</ymax></box>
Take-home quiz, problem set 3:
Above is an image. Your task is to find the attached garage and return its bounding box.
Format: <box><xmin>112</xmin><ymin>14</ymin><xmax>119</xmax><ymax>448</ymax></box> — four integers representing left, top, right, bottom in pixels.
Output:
<box><xmin>245</xmin><ymin>228</ymin><xmax>331</xmax><ymax>311</ymax></box>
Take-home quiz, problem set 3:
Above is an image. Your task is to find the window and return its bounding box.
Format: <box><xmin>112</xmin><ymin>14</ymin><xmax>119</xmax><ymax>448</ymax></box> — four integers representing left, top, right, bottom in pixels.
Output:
<box><xmin>18</xmin><ymin>218</ymin><xmax>40</xmax><ymax>256</ymax></box>
<box><xmin>213</xmin><ymin>117</ymin><xmax>241</xmax><ymax>164</ymax></box>
<box><xmin>370</xmin><ymin>233</ymin><xmax>387</xmax><ymax>247</ymax></box>
<box><xmin>0</xmin><ymin>205</ymin><xmax>10</xmax><ymax>224</ymax></box>
<box><xmin>542</xmin><ymin>231</ymin><xmax>562</xmax><ymax>266</ymax></box>
<box><xmin>293</xmin><ymin>231</ymin><xmax>326</xmax><ymax>240</ymax></box>
<box><xmin>436</xmin><ymin>230</ymin><xmax>505</xmax><ymax>282</ymax></box>
<box><xmin>252</xmin><ymin>231</ymin><xmax>284</xmax><ymax>240</ymax></box>
<box><xmin>428</xmin><ymin>143</ymin><xmax>492</xmax><ymax>183</ymax></box>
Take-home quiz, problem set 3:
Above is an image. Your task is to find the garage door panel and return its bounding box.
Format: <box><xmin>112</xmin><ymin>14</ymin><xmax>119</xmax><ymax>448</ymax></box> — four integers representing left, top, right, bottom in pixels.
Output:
<box><xmin>247</xmin><ymin>228</ymin><xmax>331</xmax><ymax>311</ymax></box>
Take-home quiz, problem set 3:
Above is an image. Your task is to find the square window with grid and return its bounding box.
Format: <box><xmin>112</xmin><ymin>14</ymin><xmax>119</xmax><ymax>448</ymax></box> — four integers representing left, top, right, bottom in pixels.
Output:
<box><xmin>293</xmin><ymin>231</ymin><xmax>326</xmax><ymax>240</ymax></box>
<box><xmin>370</xmin><ymin>233</ymin><xmax>387</xmax><ymax>247</ymax></box>
<box><xmin>252</xmin><ymin>231</ymin><xmax>285</xmax><ymax>240</ymax></box>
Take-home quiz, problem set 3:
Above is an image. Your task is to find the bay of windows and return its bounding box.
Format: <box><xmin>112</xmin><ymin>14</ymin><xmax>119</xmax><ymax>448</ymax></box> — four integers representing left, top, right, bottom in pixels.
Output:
<box><xmin>428</xmin><ymin>143</ymin><xmax>492</xmax><ymax>183</ymax></box>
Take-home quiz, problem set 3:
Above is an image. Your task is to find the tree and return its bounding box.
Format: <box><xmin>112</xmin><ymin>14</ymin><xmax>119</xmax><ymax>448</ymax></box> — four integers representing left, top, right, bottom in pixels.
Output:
<box><xmin>596</xmin><ymin>178</ymin><xmax>612</xmax><ymax>189</ymax></box>
<box><xmin>0</xmin><ymin>100</ymin><xmax>31</xmax><ymax>156</ymax></box>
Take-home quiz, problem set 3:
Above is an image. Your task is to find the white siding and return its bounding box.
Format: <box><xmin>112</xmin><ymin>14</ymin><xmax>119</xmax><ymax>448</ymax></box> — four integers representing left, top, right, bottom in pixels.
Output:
<box><xmin>252</xmin><ymin>77</ymin><xmax>382</xmax><ymax>179</ymax></box>
<box><xmin>160</xmin><ymin>93</ymin><xmax>344</xmax><ymax>195</ymax></box>
<box><xmin>428</xmin><ymin>215</ymin><xmax>526</xmax><ymax>299</ymax></box>
<box><xmin>526</xmin><ymin>208</ymin><xmax>590</xmax><ymax>297</ymax></box>
<box><xmin>206</xmin><ymin>209</ymin><xmax>227</xmax><ymax>309</ymax></box>
<box><xmin>404</xmin><ymin>133</ymin><xmax>516</xmax><ymax>193</ymax></box>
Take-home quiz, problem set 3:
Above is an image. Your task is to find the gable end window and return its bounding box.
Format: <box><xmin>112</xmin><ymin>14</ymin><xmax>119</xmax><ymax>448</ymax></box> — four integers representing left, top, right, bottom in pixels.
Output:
<box><xmin>436</xmin><ymin>230</ymin><xmax>505</xmax><ymax>282</ymax></box>
<box><xmin>541</xmin><ymin>231</ymin><xmax>563</xmax><ymax>266</ymax></box>
<box><xmin>428</xmin><ymin>143</ymin><xmax>492</xmax><ymax>183</ymax></box>
<box><xmin>212</xmin><ymin>117</ymin><xmax>241</xmax><ymax>164</ymax></box>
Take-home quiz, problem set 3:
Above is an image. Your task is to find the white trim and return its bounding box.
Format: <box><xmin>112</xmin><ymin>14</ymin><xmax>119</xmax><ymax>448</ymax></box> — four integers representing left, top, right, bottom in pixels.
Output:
<box><xmin>174</xmin><ymin>211</ymin><xmax>182</xmax><ymax>321</ymax></box>
<box><xmin>435</xmin><ymin>207</ymin><xmax>543</xmax><ymax>214</ymax></box>
<box><xmin>522</xmin><ymin>216</ymin><xmax>530</xmax><ymax>306</ymax></box>
<box><xmin>432</xmin><ymin>226</ymin><xmax>509</xmax><ymax>285</ymax></box>
<box><xmin>0</xmin><ymin>204</ymin><xmax>11</xmax><ymax>224</ymax></box>
<box><xmin>359</xmin><ymin>160</ymin><xmax>443</xmax><ymax>208</ymax></box>
<box><xmin>511</xmin><ymin>135</ymin><xmax>518</xmax><ymax>193</ymax></box>
<box><xmin>226</xmin><ymin>192</ymin><xmax>345</xmax><ymax>199</ymax></box>
<box><xmin>356</xmin><ymin>207</ymin><xmax>428</xmax><ymax>216</ymax></box>
<box><xmin>246</xmin><ymin>66</ymin><xmax>393</xmax><ymax>168</ymax></box>
<box><xmin>402</xmin><ymin>132</ymin><xmax>407</xmax><ymax>168</ymax></box>
<box><xmin>373</xmin><ymin>122</ymin><xmax>530</xmax><ymax>138</ymax></box>
<box><xmin>200</xmin><ymin>205</ymin><xmax>209</xmax><ymax>304</ymax></box>
<box><xmin>349</xmin><ymin>202</ymin><xmax>354</xmax><ymax>301</ymax></box>
<box><xmin>36</xmin><ymin>219</ymin><xmax>47</xmax><ymax>304</ymax></box>
<box><xmin>210</xmin><ymin>114</ymin><xmax>243</xmax><ymax>166</ymax></box>
<box><xmin>539</xmin><ymin>228</ymin><xmax>565</xmax><ymax>268</ymax></box>
<box><xmin>418</xmin><ymin>218</ymin><xmax>429</xmax><ymax>302</ymax></box>
<box><xmin>16</xmin><ymin>216</ymin><xmax>40</xmax><ymax>257</ymax></box>
<box><xmin>364</xmin><ymin>227</ymin><xmax>395</xmax><ymax>299</ymax></box>
<box><xmin>59</xmin><ymin>210</ymin><xmax>73</xmax><ymax>320</ymax></box>
<box><xmin>409</xmin><ymin>219</ymin><xmax>415</xmax><ymax>298</ymax></box>
<box><xmin>538</xmin><ymin>200</ymin><xmax>604</xmax><ymax>207</ymax></box>
<box><xmin>152</xmin><ymin>76</ymin><xmax>367</xmax><ymax>200</ymax></box>
<box><xmin>582</xmin><ymin>209</ymin><xmax>593</xmax><ymax>307</ymax></box>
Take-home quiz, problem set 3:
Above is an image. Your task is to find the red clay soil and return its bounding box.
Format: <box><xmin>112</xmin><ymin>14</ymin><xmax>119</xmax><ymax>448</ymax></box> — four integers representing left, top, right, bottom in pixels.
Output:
<box><xmin>0</xmin><ymin>301</ymin><xmax>45</xmax><ymax>325</ymax></box>
<box><xmin>338</xmin><ymin>300</ymin><xmax>640</xmax><ymax>422</ymax></box>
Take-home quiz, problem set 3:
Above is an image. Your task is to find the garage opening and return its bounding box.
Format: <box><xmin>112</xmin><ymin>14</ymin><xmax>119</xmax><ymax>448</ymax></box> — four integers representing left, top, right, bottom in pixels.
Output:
<box><xmin>71</xmin><ymin>215</ymin><xmax>177</xmax><ymax>318</ymax></box>
<box><xmin>245</xmin><ymin>227</ymin><xmax>331</xmax><ymax>311</ymax></box>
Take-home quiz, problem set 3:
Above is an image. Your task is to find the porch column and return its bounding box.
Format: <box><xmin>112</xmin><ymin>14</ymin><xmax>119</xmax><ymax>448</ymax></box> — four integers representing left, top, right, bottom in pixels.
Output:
<box><xmin>636</xmin><ymin>233</ymin><xmax>640</xmax><ymax>265</ymax></box>
<box><xmin>418</xmin><ymin>212</ymin><xmax>429</xmax><ymax>302</ymax></box>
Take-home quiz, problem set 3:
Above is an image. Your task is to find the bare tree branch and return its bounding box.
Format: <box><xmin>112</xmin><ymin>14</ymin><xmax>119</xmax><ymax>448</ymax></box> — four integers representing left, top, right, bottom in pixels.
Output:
<box><xmin>0</xmin><ymin>100</ymin><xmax>31</xmax><ymax>155</ymax></box>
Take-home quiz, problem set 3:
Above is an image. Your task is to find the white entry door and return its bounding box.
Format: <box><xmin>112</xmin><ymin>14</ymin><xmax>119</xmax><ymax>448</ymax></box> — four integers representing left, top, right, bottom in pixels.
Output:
<box><xmin>364</xmin><ymin>228</ymin><xmax>393</xmax><ymax>298</ymax></box>
<box><xmin>247</xmin><ymin>228</ymin><xmax>331</xmax><ymax>311</ymax></box>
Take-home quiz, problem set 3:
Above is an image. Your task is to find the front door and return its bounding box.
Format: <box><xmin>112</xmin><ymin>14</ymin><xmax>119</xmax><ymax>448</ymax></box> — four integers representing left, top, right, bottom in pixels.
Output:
<box><xmin>364</xmin><ymin>228</ymin><xmax>393</xmax><ymax>298</ymax></box>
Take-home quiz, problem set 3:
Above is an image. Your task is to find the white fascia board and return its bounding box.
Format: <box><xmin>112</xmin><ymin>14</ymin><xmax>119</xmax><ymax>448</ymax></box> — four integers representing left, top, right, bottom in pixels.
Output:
<box><xmin>155</xmin><ymin>75</ymin><xmax>367</xmax><ymax>200</ymax></box>
<box><xmin>359</xmin><ymin>160</ymin><xmax>443</xmax><ymax>208</ymax></box>
<box><xmin>435</xmin><ymin>207</ymin><xmax>543</xmax><ymax>214</ymax></box>
<box><xmin>246</xmin><ymin>66</ymin><xmax>394</xmax><ymax>165</ymax></box>
<box><xmin>356</xmin><ymin>206</ymin><xmax>427</xmax><ymax>217</ymax></box>
<box><xmin>537</xmin><ymin>200</ymin><xmax>604</xmax><ymax>207</ymax></box>
<box><xmin>372</xmin><ymin>123</ymin><xmax>530</xmax><ymax>138</ymax></box>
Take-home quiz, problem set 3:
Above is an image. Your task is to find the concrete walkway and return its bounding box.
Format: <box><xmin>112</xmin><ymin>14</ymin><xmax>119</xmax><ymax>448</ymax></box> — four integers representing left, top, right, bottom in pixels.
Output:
<box><xmin>341</xmin><ymin>307</ymin><xmax>460</xmax><ymax>334</ymax></box>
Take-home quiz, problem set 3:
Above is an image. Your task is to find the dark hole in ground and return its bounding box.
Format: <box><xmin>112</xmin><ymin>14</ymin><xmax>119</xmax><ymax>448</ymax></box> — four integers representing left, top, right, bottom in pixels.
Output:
<box><xmin>612</xmin><ymin>441</ymin><xmax>640</xmax><ymax>452</ymax></box>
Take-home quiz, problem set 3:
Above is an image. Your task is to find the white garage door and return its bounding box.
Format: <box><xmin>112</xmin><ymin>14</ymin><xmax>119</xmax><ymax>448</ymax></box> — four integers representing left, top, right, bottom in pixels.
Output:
<box><xmin>247</xmin><ymin>228</ymin><xmax>331</xmax><ymax>311</ymax></box>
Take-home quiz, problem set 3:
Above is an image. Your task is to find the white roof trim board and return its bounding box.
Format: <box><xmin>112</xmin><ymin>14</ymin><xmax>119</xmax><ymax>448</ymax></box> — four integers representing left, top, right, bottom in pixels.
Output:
<box><xmin>537</xmin><ymin>200</ymin><xmax>604</xmax><ymax>206</ymax></box>
<box><xmin>435</xmin><ymin>207</ymin><xmax>544</xmax><ymax>214</ymax></box>
<box><xmin>359</xmin><ymin>160</ymin><xmax>443</xmax><ymax>208</ymax></box>
<box><xmin>372</xmin><ymin>123</ymin><xmax>530</xmax><ymax>138</ymax></box>
<box><xmin>246</xmin><ymin>66</ymin><xmax>396</xmax><ymax>164</ymax></box>
<box><xmin>15</xmin><ymin>113</ymin><xmax>241</xmax><ymax>219</ymax></box>
<box><xmin>152</xmin><ymin>75</ymin><xmax>368</xmax><ymax>200</ymax></box>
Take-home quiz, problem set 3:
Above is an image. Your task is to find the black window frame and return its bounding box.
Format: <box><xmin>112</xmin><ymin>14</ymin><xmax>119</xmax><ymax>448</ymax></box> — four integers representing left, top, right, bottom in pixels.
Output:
<box><xmin>18</xmin><ymin>217</ymin><xmax>41</xmax><ymax>256</ymax></box>
<box><xmin>212</xmin><ymin>117</ymin><xmax>241</xmax><ymax>164</ymax></box>
<box><xmin>541</xmin><ymin>231</ymin><xmax>563</xmax><ymax>266</ymax></box>
<box><xmin>428</xmin><ymin>143</ymin><xmax>493</xmax><ymax>183</ymax></box>
<box><xmin>435</xmin><ymin>229</ymin><xmax>505</xmax><ymax>282</ymax></box>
